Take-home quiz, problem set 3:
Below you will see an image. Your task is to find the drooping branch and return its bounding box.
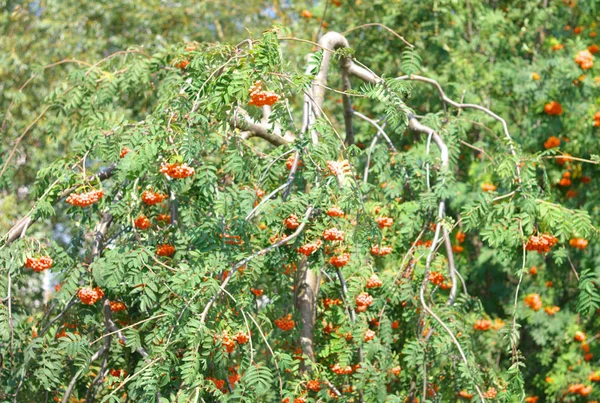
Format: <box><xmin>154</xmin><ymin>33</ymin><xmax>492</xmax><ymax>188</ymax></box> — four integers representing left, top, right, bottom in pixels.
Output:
<box><xmin>232</xmin><ymin>107</ymin><xmax>294</xmax><ymax>146</ymax></box>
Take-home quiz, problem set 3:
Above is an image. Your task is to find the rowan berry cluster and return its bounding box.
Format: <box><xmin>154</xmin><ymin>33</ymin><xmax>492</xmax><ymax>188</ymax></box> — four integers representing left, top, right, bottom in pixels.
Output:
<box><xmin>525</xmin><ymin>233</ymin><xmax>558</xmax><ymax>253</ymax></box>
<box><xmin>455</xmin><ymin>231</ymin><xmax>466</xmax><ymax>243</ymax></box>
<box><xmin>567</xmin><ymin>383</ymin><xmax>592</xmax><ymax>396</ymax></box>
<box><xmin>141</xmin><ymin>190</ymin><xmax>167</xmax><ymax>205</ymax></box>
<box><xmin>285</xmin><ymin>154</ymin><xmax>303</xmax><ymax>170</ymax></box>
<box><xmin>221</xmin><ymin>333</ymin><xmax>236</xmax><ymax>353</ymax></box>
<box><xmin>120</xmin><ymin>147</ymin><xmax>131</xmax><ymax>158</ymax></box>
<box><xmin>545</xmin><ymin>306</ymin><xmax>560</xmax><ymax>315</ymax></box>
<box><xmin>323</xmin><ymin>228</ymin><xmax>344</xmax><ymax>241</ymax></box>
<box><xmin>306</xmin><ymin>379</ymin><xmax>321</xmax><ymax>392</ymax></box>
<box><xmin>156</xmin><ymin>214</ymin><xmax>171</xmax><ymax>223</ymax></box>
<box><xmin>156</xmin><ymin>244</ymin><xmax>175</xmax><ymax>256</ymax></box>
<box><xmin>375</xmin><ymin>216</ymin><xmax>393</xmax><ymax>228</ymax></box>
<box><xmin>364</xmin><ymin>329</ymin><xmax>376</xmax><ymax>342</ymax></box>
<box><xmin>250</xmin><ymin>288</ymin><xmax>263</xmax><ymax>297</ymax></box>
<box><xmin>174</xmin><ymin>59</ymin><xmax>189</xmax><ymax>69</ymax></box>
<box><xmin>207</xmin><ymin>377</ymin><xmax>226</xmax><ymax>391</ymax></box>
<box><xmin>66</xmin><ymin>189</ymin><xmax>103</xmax><ymax>207</ymax></box>
<box><xmin>326</xmin><ymin>206</ymin><xmax>344</xmax><ymax>217</ymax></box>
<box><xmin>473</xmin><ymin>319</ymin><xmax>491</xmax><ymax>331</ymax></box>
<box><xmin>323</xmin><ymin>297</ymin><xmax>342</xmax><ymax>309</ymax></box>
<box><xmin>134</xmin><ymin>215</ymin><xmax>151</xmax><ymax>229</ymax></box>
<box><xmin>481</xmin><ymin>183</ymin><xmax>497</xmax><ymax>192</ymax></box>
<box><xmin>160</xmin><ymin>162</ymin><xmax>195</xmax><ymax>179</ymax></box>
<box><xmin>284</xmin><ymin>214</ymin><xmax>300</xmax><ymax>229</ymax></box>
<box><xmin>544</xmin><ymin>101</ymin><xmax>563</xmax><ymax>115</ymax></box>
<box><xmin>483</xmin><ymin>388</ymin><xmax>498</xmax><ymax>399</ymax></box>
<box><xmin>331</xmin><ymin>363</ymin><xmax>356</xmax><ymax>375</ymax></box>
<box><xmin>594</xmin><ymin>111</ymin><xmax>600</xmax><ymax>127</ymax></box>
<box><xmin>370</xmin><ymin>245</ymin><xmax>392</xmax><ymax>256</ymax></box>
<box><xmin>575</xmin><ymin>50</ymin><xmax>594</xmax><ymax>70</ymax></box>
<box><xmin>298</xmin><ymin>240</ymin><xmax>322</xmax><ymax>256</ymax></box>
<box><xmin>326</xmin><ymin>160</ymin><xmax>350</xmax><ymax>176</ymax></box>
<box><xmin>524</xmin><ymin>293</ymin><xmax>542</xmax><ymax>311</ymax></box>
<box><xmin>109</xmin><ymin>301</ymin><xmax>127</xmax><ymax>312</ymax></box>
<box><xmin>590</xmin><ymin>44</ymin><xmax>600</xmax><ymax>54</ymax></box>
<box><xmin>570</xmin><ymin>237</ymin><xmax>589</xmax><ymax>249</ymax></box>
<box><xmin>428</xmin><ymin>271</ymin><xmax>444</xmax><ymax>286</ymax></box>
<box><xmin>575</xmin><ymin>331</ymin><xmax>586</xmax><ymax>342</ymax></box>
<box><xmin>235</xmin><ymin>331</ymin><xmax>249</xmax><ymax>344</ymax></box>
<box><xmin>589</xmin><ymin>372</ymin><xmax>600</xmax><ymax>382</ymax></box>
<box><xmin>355</xmin><ymin>292</ymin><xmax>373</xmax><ymax>312</ymax></box>
<box><xmin>544</xmin><ymin>136</ymin><xmax>561</xmax><ymax>149</ymax></box>
<box><xmin>329</xmin><ymin>253</ymin><xmax>350</xmax><ymax>267</ymax></box>
<box><xmin>248</xmin><ymin>81</ymin><xmax>280</xmax><ymax>107</ymax></box>
<box><xmin>77</xmin><ymin>287</ymin><xmax>104</xmax><ymax>305</ymax></box>
<box><xmin>25</xmin><ymin>256</ymin><xmax>53</xmax><ymax>272</ymax></box>
<box><xmin>366</xmin><ymin>275</ymin><xmax>383</xmax><ymax>288</ymax></box>
<box><xmin>414</xmin><ymin>239</ymin><xmax>433</xmax><ymax>248</ymax></box>
<box><xmin>274</xmin><ymin>314</ymin><xmax>295</xmax><ymax>331</ymax></box>
<box><xmin>559</xmin><ymin>171</ymin><xmax>571</xmax><ymax>186</ymax></box>
<box><xmin>109</xmin><ymin>369</ymin><xmax>126</xmax><ymax>377</ymax></box>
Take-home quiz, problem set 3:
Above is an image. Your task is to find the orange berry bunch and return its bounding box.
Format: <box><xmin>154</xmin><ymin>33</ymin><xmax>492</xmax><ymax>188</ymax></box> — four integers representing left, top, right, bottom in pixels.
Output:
<box><xmin>370</xmin><ymin>245</ymin><xmax>393</xmax><ymax>256</ymax></box>
<box><xmin>248</xmin><ymin>81</ymin><xmax>280</xmax><ymax>107</ymax></box>
<box><xmin>274</xmin><ymin>314</ymin><xmax>295</xmax><ymax>331</ymax></box>
<box><xmin>594</xmin><ymin>111</ymin><xmax>600</xmax><ymax>127</ymax></box>
<box><xmin>134</xmin><ymin>215</ymin><xmax>151</xmax><ymax>230</ymax></box>
<box><xmin>575</xmin><ymin>331</ymin><xmax>587</xmax><ymax>342</ymax></box>
<box><xmin>156</xmin><ymin>244</ymin><xmax>175</xmax><ymax>256</ymax></box>
<box><xmin>525</xmin><ymin>233</ymin><xmax>558</xmax><ymax>253</ymax></box>
<box><xmin>524</xmin><ymin>293</ymin><xmax>542</xmax><ymax>311</ymax></box>
<box><xmin>456</xmin><ymin>231</ymin><xmax>466</xmax><ymax>243</ymax></box>
<box><xmin>590</xmin><ymin>44</ymin><xmax>600</xmax><ymax>55</ymax></box>
<box><xmin>525</xmin><ymin>397</ymin><xmax>539</xmax><ymax>403</ymax></box>
<box><xmin>109</xmin><ymin>301</ymin><xmax>127</xmax><ymax>312</ymax></box>
<box><xmin>207</xmin><ymin>377</ymin><xmax>226</xmax><ymax>391</ymax></box>
<box><xmin>544</xmin><ymin>136</ymin><xmax>561</xmax><ymax>149</ymax></box>
<box><xmin>251</xmin><ymin>288</ymin><xmax>263</xmax><ymax>297</ymax></box>
<box><xmin>141</xmin><ymin>190</ymin><xmax>167</xmax><ymax>205</ymax></box>
<box><xmin>414</xmin><ymin>239</ymin><xmax>433</xmax><ymax>248</ymax></box>
<box><xmin>481</xmin><ymin>183</ymin><xmax>496</xmax><ymax>192</ymax></box>
<box><xmin>218</xmin><ymin>332</ymin><xmax>236</xmax><ymax>353</ymax></box>
<box><xmin>575</xmin><ymin>50</ymin><xmax>594</xmax><ymax>70</ymax></box>
<box><xmin>473</xmin><ymin>319</ymin><xmax>491</xmax><ymax>331</ymax></box>
<box><xmin>77</xmin><ymin>287</ymin><xmax>104</xmax><ymax>305</ymax></box>
<box><xmin>25</xmin><ymin>256</ymin><xmax>53</xmax><ymax>272</ymax></box>
<box><xmin>544</xmin><ymin>101</ymin><xmax>563</xmax><ymax>115</ymax></box>
<box><xmin>376</xmin><ymin>216</ymin><xmax>394</xmax><ymax>228</ymax></box>
<box><xmin>366</xmin><ymin>274</ymin><xmax>383</xmax><ymax>288</ymax></box>
<box><xmin>326</xmin><ymin>160</ymin><xmax>350</xmax><ymax>177</ymax></box>
<box><xmin>323</xmin><ymin>297</ymin><xmax>342</xmax><ymax>309</ymax></box>
<box><xmin>285</xmin><ymin>154</ymin><xmax>303</xmax><ymax>170</ymax></box>
<box><xmin>66</xmin><ymin>189</ymin><xmax>103</xmax><ymax>207</ymax></box>
<box><xmin>306</xmin><ymin>379</ymin><xmax>321</xmax><ymax>392</ymax></box>
<box><xmin>298</xmin><ymin>240</ymin><xmax>322</xmax><ymax>256</ymax></box>
<box><xmin>459</xmin><ymin>390</ymin><xmax>473</xmax><ymax>399</ymax></box>
<box><xmin>120</xmin><ymin>147</ymin><xmax>131</xmax><ymax>158</ymax></box>
<box><xmin>559</xmin><ymin>171</ymin><xmax>571</xmax><ymax>187</ymax></box>
<box><xmin>544</xmin><ymin>306</ymin><xmax>560</xmax><ymax>315</ymax></box>
<box><xmin>589</xmin><ymin>372</ymin><xmax>600</xmax><ymax>382</ymax></box>
<box><xmin>331</xmin><ymin>363</ymin><xmax>355</xmax><ymax>375</ymax></box>
<box><xmin>570</xmin><ymin>237</ymin><xmax>589</xmax><ymax>249</ymax></box>
<box><xmin>323</xmin><ymin>228</ymin><xmax>344</xmax><ymax>241</ymax></box>
<box><xmin>174</xmin><ymin>59</ymin><xmax>189</xmax><ymax>69</ymax></box>
<box><xmin>364</xmin><ymin>329</ymin><xmax>376</xmax><ymax>342</ymax></box>
<box><xmin>483</xmin><ymin>388</ymin><xmax>497</xmax><ymax>399</ymax></box>
<box><xmin>355</xmin><ymin>292</ymin><xmax>373</xmax><ymax>312</ymax></box>
<box><xmin>156</xmin><ymin>214</ymin><xmax>171</xmax><ymax>223</ymax></box>
<box><xmin>284</xmin><ymin>214</ymin><xmax>300</xmax><ymax>229</ymax></box>
<box><xmin>329</xmin><ymin>253</ymin><xmax>350</xmax><ymax>267</ymax></box>
<box><xmin>326</xmin><ymin>206</ymin><xmax>344</xmax><ymax>217</ymax></box>
<box><xmin>160</xmin><ymin>162</ymin><xmax>195</xmax><ymax>179</ymax></box>
<box><xmin>109</xmin><ymin>369</ymin><xmax>126</xmax><ymax>377</ymax></box>
<box><xmin>235</xmin><ymin>331</ymin><xmax>249</xmax><ymax>344</ymax></box>
<box><xmin>428</xmin><ymin>271</ymin><xmax>445</xmax><ymax>286</ymax></box>
<box><xmin>567</xmin><ymin>383</ymin><xmax>593</xmax><ymax>396</ymax></box>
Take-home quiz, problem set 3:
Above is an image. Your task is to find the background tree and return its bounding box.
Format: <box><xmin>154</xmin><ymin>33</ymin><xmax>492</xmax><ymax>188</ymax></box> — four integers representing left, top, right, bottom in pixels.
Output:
<box><xmin>1</xmin><ymin>1</ymin><xmax>600</xmax><ymax>402</ymax></box>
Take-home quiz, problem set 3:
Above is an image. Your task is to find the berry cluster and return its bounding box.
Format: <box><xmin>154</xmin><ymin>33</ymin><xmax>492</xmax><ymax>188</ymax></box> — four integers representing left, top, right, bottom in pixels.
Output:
<box><xmin>524</xmin><ymin>293</ymin><xmax>542</xmax><ymax>311</ymax></box>
<box><xmin>284</xmin><ymin>214</ymin><xmax>300</xmax><ymax>229</ymax></box>
<box><xmin>329</xmin><ymin>253</ymin><xmax>350</xmax><ymax>267</ymax></box>
<box><xmin>366</xmin><ymin>275</ymin><xmax>383</xmax><ymax>288</ymax></box>
<box><xmin>250</xmin><ymin>288</ymin><xmax>263</xmax><ymax>297</ymax></box>
<box><xmin>544</xmin><ymin>101</ymin><xmax>563</xmax><ymax>115</ymax></box>
<box><xmin>134</xmin><ymin>215</ymin><xmax>151</xmax><ymax>230</ymax></box>
<box><xmin>326</xmin><ymin>206</ymin><xmax>344</xmax><ymax>217</ymax></box>
<box><xmin>298</xmin><ymin>240</ymin><xmax>322</xmax><ymax>256</ymax></box>
<box><xmin>481</xmin><ymin>183</ymin><xmax>496</xmax><ymax>192</ymax></box>
<box><xmin>220</xmin><ymin>332</ymin><xmax>236</xmax><ymax>353</ymax></box>
<box><xmin>370</xmin><ymin>245</ymin><xmax>392</xmax><ymax>256</ymax></box>
<box><xmin>355</xmin><ymin>292</ymin><xmax>373</xmax><ymax>312</ymax></box>
<box><xmin>248</xmin><ymin>81</ymin><xmax>280</xmax><ymax>107</ymax></box>
<box><xmin>274</xmin><ymin>314</ymin><xmax>295</xmax><ymax>331</ymax></box>
<box><xmin>375</xmin><ymin>216</ymin><xmax>393</xmax><ymax>228</ymax></box>
<box><xmin>544</xmin><ymin>136</ymin><xmax>561</xmax><ymax>149</ymax></box>
<box><xmin>323</xmin><ymin>228</ymin><xmax>344</xmax><ymax>241</ymax></box>
<box><xmin>323</xmin><ymin>298</ymin><xmax>342</xmax><ymax>309</ymax></box>
<box><xmin>207</xmin><ymin>377</ymin><xmax>226</xmax><ymax>391</ymax></box>
<box><xmin>569</xmin><ymin>237</ymin><xmax>589</xmax><ymax>249</ymax></box>
<box><xmin>575</xmin><ymin>331</ymin><xmax>587</xmax><ymax>342</ymax></box>
<box><xmin>567</xmin><ymin>384</ymin><xmax>592</xmax><ymax>397</ymax></box>
<box><xmin>109</xmin><ymin>301</ymin><xmax>127</xmax><ymax>312</ymax></box>
<box><xmin>525</xmin><ymin>233</ymin><xmax>558</xmax><ymax>253</ymax></box>
<box><xmin>77</xmin><ymin>287</ymin><xmax>104</xmax><ymax>305</ymax></box>
<box><xmin>141</xmin><ymin>190</ymin><xmax>167</xmax><ymax>205</ymax></box>
<box><xmin>473</xmin><ymin>319</ymin><xmax>491</xmax><ymax>331</ymax></box>
<box><xmin>326</xmin><ymin>160</ymin><xmax>350</xmax><ymax>176</ymax></box>
<box><xmin>391</xmin><ymin>366</ymin><xmax>402</xmax><ymax>376</ymax></box>
<box><xmin>428</xmin><ymin>271</ymin><xmax>445</xmax><ymax>286</ymax></box>
<box><xmin>235</xmin><ymin>331</ymin><xmax>249</xmax><ymax>344</ymax></box>
<box><xmin>306</xmin><ymin>379</ymin><xmax>321</xmax><ymax>392</ymax></box>
<box><xmin>66</xmin><ymin>189</ymin><xmax>104</xmax><ymax>207</ymax></box>
<box><xmin>483</xmin><ymin>388</ymin><xmax>498</xmax><ymax>399</ymax></box>
<box><xmin>120</xmin><ymin>147</ymin><xmax>131</xmax><ymax>158</ymax></box>
<box><xmin>156</xmin><ymin>244</ymin><xmax>175</xmax><ymax>256</ymax></box>
<box><xmin>285</xmin><ymin>154</ymin><xmax>303</xmax><ymax>170</ymax></box>
<box><xmin>594</xmin><ymin>111</ymin><xmax>600</xmax><ymax>127</ymax></box>
<box><xmin>109</xmin><ymin>369</ymin><xmax>126</xmax><ymax>377</ymax></box>
<box><xmin>589</xmin><ymin>372</ymin><xmax>600</xmax><ymax>382</ymax></box>
<box><xmin>331</xmin><ymin>363</ymin><xmax>359</xmax><ymax>375</ymax></box>
<box><xmin>545</xmin><ymin>306</ymin><xmax>560</xmax><ymax>316</ymax></box>
<box><xmin>414</xmin><ymin>239</ymin><xmax>433</xmax><ymax>248</ymax></box>
<box><xmin>160</xmin><ymin>162</ymin><xmax>195</xmax><ymax>179</ymax></box>
<box><xmin>364</xmin><ymin>329</ymin><xmax>376</xmax><ymax>342</ymax></box>
<box><xmin>25</xmin><ymin>256</ymin><xmax>53</xmax><ymax>272</ymax></box>
<box><xmin>559</xmin><ymin>171</ymin><xmax>571</xmax><ymax>186</ymax></box>
<box><xmin>575</xmin><ymin>50</ymin><xmax>594</xmax><ymax>70</ymax></box>
<box><xmin>156</xmin><ymin>214</ymin><xmax>171</xmax><ymax>223</ymax></box>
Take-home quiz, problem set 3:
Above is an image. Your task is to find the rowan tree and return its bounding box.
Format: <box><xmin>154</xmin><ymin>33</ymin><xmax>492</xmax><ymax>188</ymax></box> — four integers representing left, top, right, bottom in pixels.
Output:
<box><xmin>2</xmin><ymin>1</ymin><xmax>600</xmax><ymax>403</ymax></box>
